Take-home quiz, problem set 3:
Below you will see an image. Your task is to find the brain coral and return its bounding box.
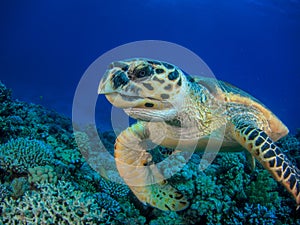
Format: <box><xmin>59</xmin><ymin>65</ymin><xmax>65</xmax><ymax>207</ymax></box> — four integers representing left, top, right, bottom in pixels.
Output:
<box><xmin>0</xmin><ymin>138</ymin><xmax>54</xmax><ymax>174</ymax></box>
<box><xmin>1</xmin><ymin>181</ymin><xmax>106</xmax><ymax>224</ymax></box>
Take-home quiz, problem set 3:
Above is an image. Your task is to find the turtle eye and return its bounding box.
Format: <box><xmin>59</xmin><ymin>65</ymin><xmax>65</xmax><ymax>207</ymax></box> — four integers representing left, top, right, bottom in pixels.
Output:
<box><xmin>138</xmin><ymin>70</ymin><xmax>146</xmax><ymax>77</ymax></box>
<box><xmin>134</xmin><ymin>65</ymin><xmax>153</xmax><ymax>79</ymax></box>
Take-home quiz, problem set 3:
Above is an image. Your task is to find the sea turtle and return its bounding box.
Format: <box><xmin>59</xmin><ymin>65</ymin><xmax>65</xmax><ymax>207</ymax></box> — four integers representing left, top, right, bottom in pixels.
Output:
<box><xmin>98</xmin><ymin>58</ymin><xmax>300</xmax><ymax>211</ymax></box>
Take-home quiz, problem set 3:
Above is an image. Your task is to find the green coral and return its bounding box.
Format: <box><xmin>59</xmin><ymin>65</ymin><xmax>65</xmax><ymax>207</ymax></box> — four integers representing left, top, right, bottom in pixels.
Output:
<box><xmin>245</xmin><ymin>170</ymin><xmax>281</xmax><ymax>209</ymax></box>
<box><xmin>0</xmin><ymin>81</ymin><xmax>12</xmax><ymax>102</ymax></box>
<box><xmin>217</xmin><ymin>153</ymin><xmax>249</xmax><ymax>200</ymax></box>
<box><xmin>55</xmin><ymin>148</ymin><xmax>84</xmax><ymax>165</ymax></box>
<box><xmin>0</xmin><ymin>138</ymin><xmax>54</xmax><ymax>174</ymax></box>
<box><xmin>28</xmin><ymin>165</ymin><xmax>58</xmax><ymax>184</ymax></box>
<box><xmin>185</xmin><ymin>173</ymin><xmax>225</xmax><ymax>224</ymax></box>
<box><xmin>114</xmin><ymin>201</ymin><xmax>146</xmax><ymax>225</ymax></box>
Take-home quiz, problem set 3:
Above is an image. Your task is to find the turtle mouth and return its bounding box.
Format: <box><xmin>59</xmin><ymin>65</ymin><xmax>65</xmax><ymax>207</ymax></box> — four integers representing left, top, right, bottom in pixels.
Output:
<box><xmin>118</xmin><ymin>93</ymin><xmax>159</xmax><ymax>102</ymax></box>
<box><xmin>104</xmin><ymin>93</ymin><xmax>173</xmax><ymax>109</ymax></box>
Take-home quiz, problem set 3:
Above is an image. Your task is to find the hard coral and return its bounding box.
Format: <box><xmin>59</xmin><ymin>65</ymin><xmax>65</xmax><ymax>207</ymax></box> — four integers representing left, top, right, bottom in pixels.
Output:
<box><xmin>28</xmin><ymin>165</ymin><xmax>58</xmax><ymax>184</ymax></box>
<box><xmin>229</xmin><ymin>203</ymin><xmax>277</xmax><ymax>225</ymax></box>
<box><xmin>245</xmin><ymin>170</ymin><xmax>281</xmax><ymax>209</ymax></box>
<box><xmin>94</xmin><ymin>192</ymin><xmax>121</xmax><ymax>216</ymax></box>
<box><xmin>0</xmin><ymin>138</ymin><xmax>54</xmax><ymax>174</ymax></box>
<box><xmin>1</xmin><ymin>181</ymin><xmax>107</xmax><ymax>224</ymax></box>
<box><xmin>99</xmin><ymin>177</ymin><xmax>129</xmax><ymax>198</ymax></box>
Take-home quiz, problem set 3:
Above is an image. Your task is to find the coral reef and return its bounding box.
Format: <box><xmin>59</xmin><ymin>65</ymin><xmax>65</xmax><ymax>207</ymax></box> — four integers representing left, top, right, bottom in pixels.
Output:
<box><xmin>1</xmin><ymin>181</ymin><xmax>107</xmax><ymax>224</ymax></box>
<box><xmin>0</xmin><ymin>80</ymin><xmax>300</xmax><ymax>224</ymax></box>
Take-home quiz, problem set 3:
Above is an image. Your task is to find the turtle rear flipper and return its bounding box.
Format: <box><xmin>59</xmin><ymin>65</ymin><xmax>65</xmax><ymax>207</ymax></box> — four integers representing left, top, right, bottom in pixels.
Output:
<box><xmin>233</xmin><ymin>122</ymin><xmax>300</xmax><ymax>209</ymax></box>
<box><xmin>114</xmin><ymin>122</ymin><xmax>189</xmax><ymax>211</ymax></box>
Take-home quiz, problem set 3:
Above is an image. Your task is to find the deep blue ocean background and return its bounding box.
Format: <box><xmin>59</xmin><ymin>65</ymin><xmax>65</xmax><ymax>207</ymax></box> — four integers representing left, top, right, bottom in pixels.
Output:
<box><xmin>1</xmin><ymin>0</ymin><xmax>299</xmax><ymax>133</ymax></box>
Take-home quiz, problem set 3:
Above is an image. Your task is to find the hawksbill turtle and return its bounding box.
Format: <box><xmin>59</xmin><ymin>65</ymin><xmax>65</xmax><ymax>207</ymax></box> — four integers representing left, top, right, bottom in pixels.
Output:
<box><xmin>98</xmin><ymin>58</ymin><xmax>300</xmax><ymax>211</ymax></box>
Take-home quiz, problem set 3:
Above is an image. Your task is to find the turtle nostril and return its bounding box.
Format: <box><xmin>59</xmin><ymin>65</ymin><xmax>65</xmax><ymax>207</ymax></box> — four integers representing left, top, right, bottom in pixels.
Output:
<box><xmin>121</xmin><ymin>65</ymin><xmax>129</xmax><ymax>72</ymax></box>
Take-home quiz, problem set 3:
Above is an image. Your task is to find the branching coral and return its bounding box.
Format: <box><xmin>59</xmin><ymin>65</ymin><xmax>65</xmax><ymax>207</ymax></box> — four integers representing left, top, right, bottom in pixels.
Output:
<box><xmin>0</xmin><ymin>138</ymin><xmax>54</xmax><ymax>174</ymax></box>
<box><xmin>1</xmin><ymin>181</ymin><xmax>107</xmax><ymax>224</ymax></box>
<box><xmin>99</xmin><ymin>177</ymin><xmax>130</xmax><ymax>198</ymax></box>
<box><xmin>93</xmin><ymin>192</ymin><xmax>121</xmax><ymax>216</ymax></box>
<box><xmin>0</xmin><ymin>183</ymin><xmax>11</xmax><ymax>202</ymax></box>
<box><xmin>184</xmin><ymin>173</ymin><xmax>225</xmax><ymax>224</ymax></box>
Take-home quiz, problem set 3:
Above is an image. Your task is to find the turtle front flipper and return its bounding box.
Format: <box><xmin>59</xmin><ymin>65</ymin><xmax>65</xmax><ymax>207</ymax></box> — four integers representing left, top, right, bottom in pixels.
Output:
<box><xmin>114</xmin><ymin>122</ymin><xmax>189</xmax><ymax>211</ymax></box>
<box><xmin>233</xmin><ymin>123</ymin><xmax>300</xmax><ymax>209</ymax></box>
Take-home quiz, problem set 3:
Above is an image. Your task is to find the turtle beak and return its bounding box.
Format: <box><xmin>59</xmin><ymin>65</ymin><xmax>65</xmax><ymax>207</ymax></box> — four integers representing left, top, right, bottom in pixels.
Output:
<box><xmin>98</xmin><ymin>69</ymin><xmax>130</xmax><ymax>95</ymax></box>
<box><xmin>98</xmin><ymin>76</ymin><xmax>114</xmax><ymax>95</ymax></box>
<box><xmin>98</xmin><ymin>69</ymin><xmax>117</xmax><ymax>95</ymax></box>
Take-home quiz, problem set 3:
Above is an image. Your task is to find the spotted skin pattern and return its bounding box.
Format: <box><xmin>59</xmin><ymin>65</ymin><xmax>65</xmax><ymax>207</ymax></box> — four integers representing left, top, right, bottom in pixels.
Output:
<box><xmin>234</xmin><ymin>124</ymin><xmax>300</xmax><ymax>209</ymax></box>
<box><xmin>99</xmin><ymin>58</ymin><xmax>300</xmax><ymax>211</ymax></box>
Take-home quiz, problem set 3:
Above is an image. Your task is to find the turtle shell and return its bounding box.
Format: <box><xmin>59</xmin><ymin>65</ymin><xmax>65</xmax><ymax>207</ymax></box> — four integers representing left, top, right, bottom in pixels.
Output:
<box><xmin>193</xmin><ymin>76</ymin><xmax>288</xmax><ymax>141</ymax></box>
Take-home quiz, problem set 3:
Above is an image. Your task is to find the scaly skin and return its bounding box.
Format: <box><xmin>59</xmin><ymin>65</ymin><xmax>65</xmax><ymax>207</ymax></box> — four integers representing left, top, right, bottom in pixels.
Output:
<box><xmin>98</xmin><ymin>58</ymin><xmax>299</xmax><ymax>211</ymax></box>
<box><xmin>233</xmin><ymin>123</ymin><xmax>300</xmax><ymax>209</ymax></box>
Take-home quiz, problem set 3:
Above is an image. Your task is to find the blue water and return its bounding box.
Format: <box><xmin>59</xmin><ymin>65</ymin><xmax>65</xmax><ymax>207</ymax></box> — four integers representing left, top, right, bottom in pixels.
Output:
<box><xmin>0</xmin><ymin>0</ymin><xmax>299</xmax><ymax>133</ymax></box>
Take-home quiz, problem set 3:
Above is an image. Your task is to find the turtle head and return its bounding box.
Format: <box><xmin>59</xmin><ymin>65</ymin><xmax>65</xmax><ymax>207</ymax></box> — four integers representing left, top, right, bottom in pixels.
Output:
<box><xmin>98</xmin><ymin>58</ymin><xmax>189</xmax><ymax>121</ymax></box>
